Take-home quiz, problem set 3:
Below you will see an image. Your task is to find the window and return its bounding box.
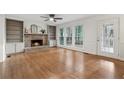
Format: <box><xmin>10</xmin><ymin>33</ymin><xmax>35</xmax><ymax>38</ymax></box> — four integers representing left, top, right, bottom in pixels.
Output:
<box><xmin>66</xmin><ymin>27</ymin><xmax>72</xmax><ymax>45</ymax></box>
<box><xmin>75</xmin><ymin>25</ymin><xmax>83</xmax><ymax>45</ymax></box>
<box><xmin>59</xmin><ymin>28</ymin><xmax>64</xmax><ymax>45</ymax></box>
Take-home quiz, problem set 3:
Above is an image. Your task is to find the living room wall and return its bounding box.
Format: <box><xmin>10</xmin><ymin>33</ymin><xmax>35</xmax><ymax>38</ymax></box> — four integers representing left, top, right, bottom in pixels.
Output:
<box><xmin>56</xmin><ymin>14</ymin><xmax>124</xmax><ymax>61</ymax></box>
<box><xmin>24</xmin><ymin>20</ymin><xmax>47</xmax><ymax>34</ymax></box>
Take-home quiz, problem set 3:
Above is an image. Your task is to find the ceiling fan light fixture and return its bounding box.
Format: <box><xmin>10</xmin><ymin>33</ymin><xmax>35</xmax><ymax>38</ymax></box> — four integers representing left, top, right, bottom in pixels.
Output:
<box><xmin>40</xmin><ymin>14</ymin><xmax>63</xmax><ymax>22</ymax></box>
<box><xmin>50</xmin><ymin>18</ymin><xmax>54</xmax><ymax>21</ymax></box>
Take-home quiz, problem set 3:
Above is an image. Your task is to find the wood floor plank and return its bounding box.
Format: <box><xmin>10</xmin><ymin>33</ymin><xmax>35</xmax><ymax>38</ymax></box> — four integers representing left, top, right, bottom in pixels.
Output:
<box><xmin>0</xmin><ymin>47</ymin><xmax>124</xmax><ymax>79</ymax></box>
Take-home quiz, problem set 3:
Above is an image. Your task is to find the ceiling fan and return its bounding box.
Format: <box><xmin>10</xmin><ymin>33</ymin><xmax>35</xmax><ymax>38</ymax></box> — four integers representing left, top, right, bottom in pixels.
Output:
<box><xmin>40</xmin><ymin>14</ymin><xmax>63</xmax><ymax>22</ymax></box>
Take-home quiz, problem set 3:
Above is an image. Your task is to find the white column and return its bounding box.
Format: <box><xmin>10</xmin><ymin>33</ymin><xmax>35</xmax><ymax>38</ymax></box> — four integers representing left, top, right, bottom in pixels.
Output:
<box><xmin>0</xmin><ymin>14</ymin><xmax>6</xmax><ymax>62</ymax></box>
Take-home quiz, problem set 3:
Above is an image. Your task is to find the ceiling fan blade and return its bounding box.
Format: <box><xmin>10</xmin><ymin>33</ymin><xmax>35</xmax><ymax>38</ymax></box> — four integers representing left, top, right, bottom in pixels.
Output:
<box><xmin>54</xmin><ymin>19</ymin><xmax>56</xmax><ymax>22</ymax></box>
<box><xmin>54</xmin><ymin>18</ymin><xmax>63</xmax><ymax>20</ymax></box>
<box><xmin>44</xmin><ymin>19</ymin><xmax>49</xmax><ymax>21</ymax></box>
<box><xmin>40</xmin><ymin>16</ymin><xmax>49</xmax><ymax>18</ymax></box>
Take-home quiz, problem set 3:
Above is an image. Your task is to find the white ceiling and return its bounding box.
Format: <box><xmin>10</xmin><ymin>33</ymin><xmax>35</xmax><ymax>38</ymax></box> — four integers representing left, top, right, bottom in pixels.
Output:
<box><xmin>6</xmin><ymin>14</ymin><xmax>95</xmax><ymax>25</ymax></box>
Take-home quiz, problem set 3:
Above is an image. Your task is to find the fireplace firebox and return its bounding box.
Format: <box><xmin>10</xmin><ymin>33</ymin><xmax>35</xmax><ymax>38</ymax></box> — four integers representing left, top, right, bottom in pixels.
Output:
<box><xmin>31</xmin><ymin>40</ymin><xmax>43</xmax><ymax>47</ymax></box>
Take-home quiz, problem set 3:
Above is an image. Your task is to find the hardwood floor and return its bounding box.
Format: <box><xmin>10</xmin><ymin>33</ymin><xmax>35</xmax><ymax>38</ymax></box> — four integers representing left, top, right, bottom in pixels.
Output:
<box><xmin>0</xmin><ymin>47</ymin><xmax>124</xmax><ymax>79</ymax></box>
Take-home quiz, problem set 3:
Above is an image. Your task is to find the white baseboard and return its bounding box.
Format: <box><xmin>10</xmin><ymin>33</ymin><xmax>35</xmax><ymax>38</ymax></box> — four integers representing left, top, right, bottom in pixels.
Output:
<box><xmin>58</xmin><ymin>46</ymin><xmax>124</xmax><ymax>61</ymax></box>
<box><xmin>119</xmin><ymin>58</ymin><xmax>124</xmax><ymax>61</ymax></box>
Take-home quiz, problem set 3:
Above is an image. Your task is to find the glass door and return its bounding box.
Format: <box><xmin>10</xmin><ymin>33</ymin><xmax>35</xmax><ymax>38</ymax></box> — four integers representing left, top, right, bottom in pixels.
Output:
<box><xmin>102</xmin><ymin>24</ymin><xmax>114</xmax><ymax>53</ymax></box>
<box><xmin>98</xmin><ymin>18</ymin><xmax>119</xmax><ymax>57</ymax></box>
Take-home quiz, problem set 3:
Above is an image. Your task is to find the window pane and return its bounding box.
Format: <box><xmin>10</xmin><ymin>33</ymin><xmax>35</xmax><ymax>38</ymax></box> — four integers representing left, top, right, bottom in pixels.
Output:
<box><xmin>75</xmin><ymin>26</ymin><xmax>83</xmax><ymax>45</ymax></box>
<box><xmin>60</xmin><ymin>28</ymin><xmax>64</xmax><ymax>45</ymax></box>
<box><xmin>66</xmin><ymin>27</ymin><xmax>72</xmax><ymax>45</ymax></box>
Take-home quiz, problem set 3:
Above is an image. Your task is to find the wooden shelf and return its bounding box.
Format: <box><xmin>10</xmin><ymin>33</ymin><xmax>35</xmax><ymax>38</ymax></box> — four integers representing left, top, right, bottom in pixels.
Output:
<box><xmin>24</xmin><ymin>33</ymin><xmax>48</xmax><ymax>35</ymax></box>
<box><xmin>47</xmin><ymin>25</ymin><xmax>56</xmax><ymax>40</ymax></box>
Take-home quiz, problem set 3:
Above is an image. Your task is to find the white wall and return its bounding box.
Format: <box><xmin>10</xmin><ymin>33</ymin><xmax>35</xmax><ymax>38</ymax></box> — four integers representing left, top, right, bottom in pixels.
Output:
<box><xmin>24</xmin><ymin>20</ymin><xmax>47</xmax><ymax>34</ymax></box>
<box><xmin>119</xmin><ymin>15</ymin><xmax>124</xmax><ymax>60</ymax></box>
<box><xmin>0</xmin><ymin>15</ymin><xmax>6</xmax><ymax>62</ymax></box>
<box><xmin>57</xmin><ymin>15</ymin><xmax>124</xmax><ymax>60</ymax></box>
<box><xmin>56</xmin><ymin>15</ymin><xmax>99</xmax><ymax>54</ymax></box>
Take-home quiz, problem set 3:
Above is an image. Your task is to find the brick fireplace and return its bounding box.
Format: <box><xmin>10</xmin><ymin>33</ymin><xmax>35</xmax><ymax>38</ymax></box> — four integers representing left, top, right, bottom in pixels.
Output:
<box><xmin>24</xmin><ymin>34</ymin><xmax>48</xmax><ymax>48</ymax></box>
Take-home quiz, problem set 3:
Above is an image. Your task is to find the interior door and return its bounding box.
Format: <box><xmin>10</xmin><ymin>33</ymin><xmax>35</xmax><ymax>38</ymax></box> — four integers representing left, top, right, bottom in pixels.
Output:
<box><xmin>97</xmin><ymin>18</ymin><xmax>119</xmax><ymax>58</ymax></box>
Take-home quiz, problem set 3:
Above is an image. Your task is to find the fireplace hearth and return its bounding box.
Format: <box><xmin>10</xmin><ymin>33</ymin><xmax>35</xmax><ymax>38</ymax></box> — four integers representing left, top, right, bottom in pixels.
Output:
<box><xmin>31</xmin><ymin>40</ymin><xmax>43</xmax><ymax>47</ymax></box>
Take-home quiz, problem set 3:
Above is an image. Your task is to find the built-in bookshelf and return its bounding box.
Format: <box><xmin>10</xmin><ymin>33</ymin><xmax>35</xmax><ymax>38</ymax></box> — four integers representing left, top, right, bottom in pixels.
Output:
<box><xmin>6</xmin><ymin>19</ymin><xmax>23</xmax><ymax>42</ymax></box>
<box><xmin>47</xmin><ymin>25</ymin><xmax>56</xmax><ymax>40</ymax></box>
